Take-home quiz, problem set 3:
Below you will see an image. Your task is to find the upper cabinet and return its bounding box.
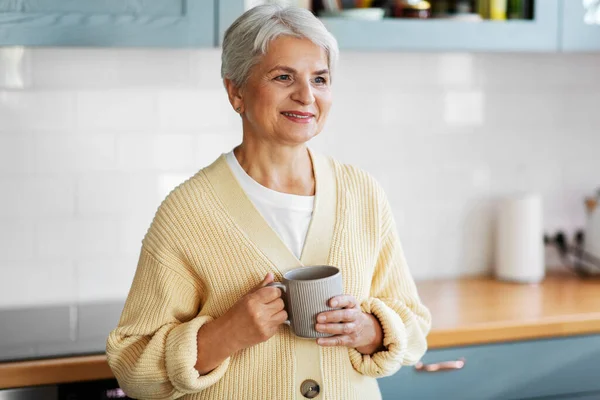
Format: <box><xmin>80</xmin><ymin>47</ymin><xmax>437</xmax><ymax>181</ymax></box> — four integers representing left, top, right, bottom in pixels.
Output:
<box><xmin>0</xmin><ymin>0</ymin><xmax>215</xmax><ymax>47</ymax></box>
<box><xmin>219</xmin><ymin>0</ymin><xmax>561</xmax><ymax>52</ymax></box>
<box><xmin>320</xmin><ymin>0</ymin><xmax>560</xmax><ymax>52</ymax></box>
<box><xmin>560</xmin><ymin>0</ymin><xmax>600</xmax><ymax>51</ymax></box>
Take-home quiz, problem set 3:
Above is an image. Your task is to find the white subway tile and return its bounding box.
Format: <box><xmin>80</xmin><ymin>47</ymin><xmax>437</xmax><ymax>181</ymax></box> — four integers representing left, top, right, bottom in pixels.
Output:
<box><xmin>75</xmin><ymin>91</ymin><xmax>158</xmax><ymax>130</ymax></box>
<box><xmin>0</xmin><ymin>47</ymin><xmax>32</xmax><ymax>90</ymax></box>
<box><xmin>484</xmin><ymin>90</ymin><xmax>562</xmax><ymax>129</ymax></box>
<box><xmin>0</xmin><ymin>178</ymin><xmax>75</xmax><ymax>218</ymax></box>
<box><xmin>72</xmin><ymin>219</ymin><xmax>120</xmax><ymax>257</ymax></box>
<box><xmin>119</xmin><ymin>218</ymin><xmax>152</xmax><ymax>257</ymax></box>
<box><xmin>0</xmin><ymin>134</ymin><xmax>35</xmax><ymax>174</ymax></box>
<box><xmin>196</xmin><ymin>133</ymin><xmax>241</xmax><ymax>168</ymax></box>
<box><xmin>444</xmin><ymin>91</ymin><xmax>484</xmax><ymax>127</ymax></box>
<box><xmin>0</xmin><ymin>261</ymin><xmax>76</xmax><ymax>308</ymax></box>
<box><xmin>0</xmin><ymin>220</ymin><xmax>34</xmax><ymax>261</ymax></box>
<box><xmin>189</xmin><ymin>49</ymin><xmax>228</xmax><ymax>90</ymax></box>
<box><xmin>0</xmin><ymin>91</ymin><xmax>75</xmax><ymax>131</ymax></box>
<box><xmin>436</xmin><ymin>53</ymin><xmax>482</xmax><ymax>87</ymax></box>
<box><xmin>34</xmin><ymin>134</ymin><xmax>117</xmax><ymax>173</ymax></box>
<box><xmin>114</xmin><ymin>49</ymin><xmax>193</xmax><ymax>88</ymax></box>
<box><xmin>117</xmin><ymin>134</ymin><xmax>199</xmax><ymax>171</ymax></box>
<box><xmin>158</xmin><ymin>90</ymin><xmax>239</xmax><ymax>130</ymax></box>
<box><xmin>157</xmin><ymin>173</ymin><xmax>195</xmax><ymax>201</ymax></box>
<box><xmin>34</xmin><ymin>220</ymin><xmax>75</xmax><ymax>259</ymax></box>
<box><xmin>76</xmin><ymin>257</ymin><xmax>137</xmax><ymax>302</ymax></box>
<box><xmin>76</xmin><ymin>173</ymin><xmax>161</xmax><ymax>217</ymax></box>
<box><xmin>30</xmin><ymin>48</ymin><xmax>118</xmax><ymax>90</ymax></box>
<box><xmin>556</xmin><ymin>91</ymin><xmax>600</xmax><ymax>130</ymax></box>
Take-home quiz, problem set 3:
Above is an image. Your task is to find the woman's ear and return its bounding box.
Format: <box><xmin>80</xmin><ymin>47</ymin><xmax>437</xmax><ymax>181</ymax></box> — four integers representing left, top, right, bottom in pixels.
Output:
<box><xmin>224</xmin><ymin>78</ymin><xmax>243</xmax><ymax>114</ymax></box>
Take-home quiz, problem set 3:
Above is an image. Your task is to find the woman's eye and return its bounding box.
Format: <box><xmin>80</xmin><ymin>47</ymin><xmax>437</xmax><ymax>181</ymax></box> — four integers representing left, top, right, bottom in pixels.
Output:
<box><xmin>314</xmin><ymin>76</ymin><xmax>327</xmax><ymax>84</ymax></box>
<box><xmin>275</xmin><ymin>75</ymin><xmax>291</xmax><ymax>81</ymax></box>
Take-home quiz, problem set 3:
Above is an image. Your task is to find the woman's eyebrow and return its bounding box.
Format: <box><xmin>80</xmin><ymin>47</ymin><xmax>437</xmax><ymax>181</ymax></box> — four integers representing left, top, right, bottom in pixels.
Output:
<box><xmin>267</xmin><ymin>65</ymin><xmax>329</xmax><ymax>75</ymax></box>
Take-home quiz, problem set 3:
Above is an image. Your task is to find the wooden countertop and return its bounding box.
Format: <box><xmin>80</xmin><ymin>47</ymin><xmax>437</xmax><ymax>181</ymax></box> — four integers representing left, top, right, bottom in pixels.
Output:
<box><xmin>421</xmin><ymin>273</ymin><xmax>600</xmax><ymax>349</ymax></box>
<box><xmin>1</xmin><ymin>274</ymin><xmax>599</xmax><ymax>389</ymax></box>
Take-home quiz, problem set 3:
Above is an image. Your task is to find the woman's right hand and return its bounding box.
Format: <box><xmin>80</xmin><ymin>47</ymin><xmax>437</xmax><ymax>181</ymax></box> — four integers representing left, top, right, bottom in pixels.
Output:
<box><xmin>195</xmin><ymin>272</ymin><xmax>287</xmax><ymax>374</ymax></box>
<box><xmin>221</xmin><ymin>272</ymin><xmax>288</xmax><ymax>352</ymax></box>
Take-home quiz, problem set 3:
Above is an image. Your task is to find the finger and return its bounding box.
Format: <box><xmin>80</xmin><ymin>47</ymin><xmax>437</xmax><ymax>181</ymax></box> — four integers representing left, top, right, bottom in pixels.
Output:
<box><xmin>256</xmin><ymin>272</ymin><xmax>274</xmax><ymax>289</ymax></box>
<box><xmin>317</xmin><ymin>335</ymin><xmax>351</xmax><ymax>347</ymax></box>
<box><xmin>329</xmin><ymin>295</ymin><xmax>358</xmax><ymax>309</ymax></box>
<box><xmin>316</xmin><ymin>308</ymin><xmax>360</xmax><ymax>323</ymax></box>
<box><xmin>256</xmin><ymin>286</ymin><xmax>284</xmax><ymax>303</ymax></box>
<box><xmin>273</xmin><ymin>309</ymin><xmax>289</xmax><ymax>324</ymax></box>
<box><xmin>315</xmin><ymin>322</ymin><xmax>357</xmax><ymax>335</ymax></box>
<box><xmin>267</xmin><ymin>298</ymin><xmax>285</xmax><ymax>313</ymax></box>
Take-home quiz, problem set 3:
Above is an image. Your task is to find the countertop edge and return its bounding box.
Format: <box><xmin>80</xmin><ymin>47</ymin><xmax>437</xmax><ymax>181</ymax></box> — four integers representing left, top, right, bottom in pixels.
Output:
<box><xmin>427</xmin><ymin>316</ymin><xmax>600</xmax><ymax>349</ymax></box>
<box><xmin>0</xmin><ymin>354</ymin><xmax>113</xmax><ymax>389</ymax></box>
<box><xmin>3</xmin><ymin>323</ymin><xmax>600</xmax><ymax>389</ymax></box>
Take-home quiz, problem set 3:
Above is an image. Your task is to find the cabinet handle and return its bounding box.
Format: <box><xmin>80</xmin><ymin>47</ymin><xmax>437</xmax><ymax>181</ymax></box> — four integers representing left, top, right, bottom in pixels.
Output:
<box><xmin>414</xmin><ymin>357</ymin><xmax>465</xmax><ymax>372</ymax></box>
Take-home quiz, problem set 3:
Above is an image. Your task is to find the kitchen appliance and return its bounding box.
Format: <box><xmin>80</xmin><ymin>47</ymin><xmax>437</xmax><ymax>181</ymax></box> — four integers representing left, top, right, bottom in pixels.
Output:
<box><xmin>578</xmin><ymin>192</ymin><xmax>600</xmax><ymax>276</ymax></box>
<box><xmin>549</xmin><ymin>190</ymin><xmax>600</xmax><ymax>278</ymax></box>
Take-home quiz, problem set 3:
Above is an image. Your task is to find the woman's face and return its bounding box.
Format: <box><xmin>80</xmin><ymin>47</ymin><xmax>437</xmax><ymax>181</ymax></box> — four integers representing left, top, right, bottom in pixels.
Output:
<box><xmin>238</xmin><ymin>36</ymin><xmax>332</xmax><ymax>146</ymax></box>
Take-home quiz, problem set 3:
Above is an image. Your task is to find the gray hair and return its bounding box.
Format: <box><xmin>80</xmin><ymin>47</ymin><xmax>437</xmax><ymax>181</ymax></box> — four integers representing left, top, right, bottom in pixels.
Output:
<box><xmin>221</xmin><ymin>4</ymin><xmax>339</xmax><ymax>88</ymax></box>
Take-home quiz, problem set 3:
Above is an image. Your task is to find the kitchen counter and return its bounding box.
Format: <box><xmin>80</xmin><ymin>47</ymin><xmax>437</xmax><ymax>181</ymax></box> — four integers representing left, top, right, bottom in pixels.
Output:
<box><xmin>1</xmin><ymin>273</ymin><xmax>599</xmax><ymax>389</ymax></box>
<box><xmin>420</xmin><ymin>273</ymin><xmax>600</xmax><ymax>348</ymax></box>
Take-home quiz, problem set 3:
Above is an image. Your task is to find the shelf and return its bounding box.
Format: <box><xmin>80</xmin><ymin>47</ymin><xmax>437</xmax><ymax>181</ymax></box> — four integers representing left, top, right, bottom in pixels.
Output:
<box><xmin>319</xmin><ymin>1</ymin><xmax>560</xmax><ymax>52</ymax></box>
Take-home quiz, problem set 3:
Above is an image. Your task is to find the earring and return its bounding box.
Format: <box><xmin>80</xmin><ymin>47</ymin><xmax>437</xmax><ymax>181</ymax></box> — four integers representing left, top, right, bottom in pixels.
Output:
<box><xmin>236</xmin><ymin>107</ymin><xmax>241</xmax><ymax>113</ymax></box>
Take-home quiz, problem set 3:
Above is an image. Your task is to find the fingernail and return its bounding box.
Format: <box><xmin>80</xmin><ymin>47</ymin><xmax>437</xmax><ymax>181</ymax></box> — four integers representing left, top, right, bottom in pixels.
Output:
<box><xmin>317</xmin><ymin>315</ymin><xmax>326</xmax><ymax>322</ymax></box>
<box><xmin>316</xmin><ymin>324</ymin><xmax>323</xmax><ymax>331</ymax></box>
<box><xmin>331</xmin><ymin>300</ymin><xmax>338</xmax><ymax>307</ymax></box>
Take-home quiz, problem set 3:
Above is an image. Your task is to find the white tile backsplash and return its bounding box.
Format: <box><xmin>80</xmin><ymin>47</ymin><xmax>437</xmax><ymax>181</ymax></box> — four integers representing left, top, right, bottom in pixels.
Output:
<box><xmin>34</xmin><ymin>134</ymin><xmax>117</xmax><ymax>173</ymax></box>
<box><xmin>0</xmin><ymin>91</ymin><xmax>75</xmax><ymax>131</ymax></box>
<box><xmin>0</xmin><ymin>177</ymin><xmax>75</xmax><ymax>218</ymax></box>
<box><xmin>0</xmin><ymin>261</ymin><xmax>76</xmax><ymax>308</ymax></box>
<box><xmin>0</xmin><ymin>47</ymin><xmax>599</xmax><ymax>307</ymax></box>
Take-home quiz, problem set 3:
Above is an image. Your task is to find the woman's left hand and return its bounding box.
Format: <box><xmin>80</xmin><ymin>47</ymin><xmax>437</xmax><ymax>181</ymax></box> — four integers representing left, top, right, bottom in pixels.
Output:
<box><xmin>315</xmin><ymin>295</ymin><xmax>384</xmax><ymax>355</ymax></box>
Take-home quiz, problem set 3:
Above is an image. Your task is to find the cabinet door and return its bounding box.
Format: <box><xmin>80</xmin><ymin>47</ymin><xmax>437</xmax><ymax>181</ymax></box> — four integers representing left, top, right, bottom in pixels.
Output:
<box><xmin>561</xmin><ymin>0</ymin><xmax>600</xmax><ymax>51</ymax></box>
<box><xmin>539</xmin><ymin>392</ymin><xmax>600</xmax><ymax>400</ymax></box>
<box><xmin>217</xmin><ymin>1</ymin><xmax>560</xmax><ymax>52</ymax></box>
<box><xmin>0</xmin><ymin>0</ymin><xmax>214</xmax><ymax>47</ymax></box>
<box><xmin>218</xmin><ymin>0</ymin><xmax>245</xmax><ymax>45</ymax></box>
<box><xmin>377</xmin><ymin>334</ymin><xmax>600</xmax><ymax>400</ymax></box>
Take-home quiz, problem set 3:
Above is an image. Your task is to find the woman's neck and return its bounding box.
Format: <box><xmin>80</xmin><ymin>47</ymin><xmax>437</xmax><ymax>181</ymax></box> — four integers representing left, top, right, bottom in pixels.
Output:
<box><xmin>233</xmin><ymin>141</ymin><xmax>315</xmax><ymax>196</ymax></box>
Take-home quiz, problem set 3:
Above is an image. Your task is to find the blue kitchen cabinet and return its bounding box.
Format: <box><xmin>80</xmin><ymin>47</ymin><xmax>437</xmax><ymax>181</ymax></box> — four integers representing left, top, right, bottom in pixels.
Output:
<box><xmin>560</xmin><ymin>0</ymin><xmax>600</xmax><ymax>51</ymax></box>
<box><xmin>218</xmin><ymin>0</ymin><xmax>245</xmax><ymax>45</ymax></box>
<box><xmin>0</xmin><ymin>0</ymin><xmax>214</xmax><ymax>47</ymax></box>
<box><xmin>378</xmin><ymin>334</ymin><xmax>600</xmax><ymax>400</ymax></box>
<box><xmin>218</xmin><ymin>0</ymin><xmax>560</xmax><ymax>52</ymax></box>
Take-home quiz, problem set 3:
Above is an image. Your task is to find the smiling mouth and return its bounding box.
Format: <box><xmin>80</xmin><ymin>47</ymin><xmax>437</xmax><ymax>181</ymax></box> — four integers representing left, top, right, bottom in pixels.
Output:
<box><xmin>281</xmin><ymin>112</ymin><xmax>314</xmax><ymax>119</ymax></box>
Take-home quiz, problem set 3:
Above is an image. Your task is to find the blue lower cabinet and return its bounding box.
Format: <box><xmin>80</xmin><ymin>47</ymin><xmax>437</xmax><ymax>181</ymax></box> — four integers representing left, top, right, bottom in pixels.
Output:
<box><xmin>540</xmin><ymin>393</ymin><xmax>600</xmax><ymax>400</ymax></box>
<box><xmin>0</xmin><ymin>0</ymin><xmax>214</xmax><ymax>47</ymax></box>
<box><xmin>378</xmin><ymin>334</ymin><xmax>600</xmax><ymax>400</ymax></box>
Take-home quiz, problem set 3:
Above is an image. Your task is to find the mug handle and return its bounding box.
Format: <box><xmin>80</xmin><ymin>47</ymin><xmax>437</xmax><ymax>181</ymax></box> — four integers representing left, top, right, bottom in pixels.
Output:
<box><xmin>266</xmin><ymin>282</ymin><xmax>291</xmax><ymax>326</ymax></box>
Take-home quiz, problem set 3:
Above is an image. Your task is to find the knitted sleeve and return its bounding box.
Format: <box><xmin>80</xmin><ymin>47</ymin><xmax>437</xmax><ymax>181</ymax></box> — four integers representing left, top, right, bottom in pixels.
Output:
<box><xmin>348</xmin><ymin>187</ymin><xmax>432</xmax><ymax>378</ymax></box>
<box><xmin>106</xmin><ymin>201</ymin><xmax>229</xmax><ymax>399</ymax></box>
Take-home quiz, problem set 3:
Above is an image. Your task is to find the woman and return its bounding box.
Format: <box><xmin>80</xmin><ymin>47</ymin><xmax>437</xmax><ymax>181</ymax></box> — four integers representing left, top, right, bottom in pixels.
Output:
<box><xmin>106</xmin><ymin>4</ymin><xmax>431</xmax><ymax>400</ymax></box>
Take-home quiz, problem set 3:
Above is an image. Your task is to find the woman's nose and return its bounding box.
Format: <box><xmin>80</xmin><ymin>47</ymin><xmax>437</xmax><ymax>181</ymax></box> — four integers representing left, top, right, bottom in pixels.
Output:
<box><xmin>291</xmin><ymin>80</ymin><xmax>315</xmax><ymax>105</ymax></box>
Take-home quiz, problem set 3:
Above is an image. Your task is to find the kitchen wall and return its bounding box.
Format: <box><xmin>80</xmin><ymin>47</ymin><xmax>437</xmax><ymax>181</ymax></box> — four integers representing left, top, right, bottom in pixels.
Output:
<box><xmin>1</xmin><ymin>47</ymin><xmax>599</xmax><ymax>309</ymax></box>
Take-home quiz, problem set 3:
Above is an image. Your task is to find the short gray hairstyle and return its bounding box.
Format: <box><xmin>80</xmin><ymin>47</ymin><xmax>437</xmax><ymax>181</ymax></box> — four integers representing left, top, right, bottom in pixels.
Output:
<box><xmin>221</xmin><ymin>4</ymin><xmax>339</xmax><ymax>88</ymax></box>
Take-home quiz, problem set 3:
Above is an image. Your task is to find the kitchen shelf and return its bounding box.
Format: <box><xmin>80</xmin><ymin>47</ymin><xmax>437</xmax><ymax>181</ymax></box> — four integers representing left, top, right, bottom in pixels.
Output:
<box><xmin>219</xmin><ymin>0</ymin><xmax>561</xmax><ymax>52</ymax></box>
<box><xmin>319</xmin><ymin>1</ymin><xmax>560</xmax><ymax>52</ymax></box>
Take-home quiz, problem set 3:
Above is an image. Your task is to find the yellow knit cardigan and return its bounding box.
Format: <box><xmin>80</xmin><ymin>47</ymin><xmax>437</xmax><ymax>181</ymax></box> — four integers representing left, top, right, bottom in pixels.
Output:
<box><xmin>106</xmin><ymin>149</ymin><xmax>431</xmax><ymax>400</ymax></box>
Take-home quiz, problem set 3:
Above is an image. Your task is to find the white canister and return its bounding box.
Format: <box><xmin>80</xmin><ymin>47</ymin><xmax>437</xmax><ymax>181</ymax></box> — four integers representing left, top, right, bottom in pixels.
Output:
<box><xmin>494</xmin><ymin>194</ymin><xmax>545</xmax><ymax>283</ymax></box>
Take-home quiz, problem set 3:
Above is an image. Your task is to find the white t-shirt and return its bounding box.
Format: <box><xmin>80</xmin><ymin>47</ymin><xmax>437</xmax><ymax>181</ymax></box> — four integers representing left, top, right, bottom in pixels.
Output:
<box><xmin>225</xmin><ymin>151</ymin><xmax>314</xmax><ymax>259</ymax></box>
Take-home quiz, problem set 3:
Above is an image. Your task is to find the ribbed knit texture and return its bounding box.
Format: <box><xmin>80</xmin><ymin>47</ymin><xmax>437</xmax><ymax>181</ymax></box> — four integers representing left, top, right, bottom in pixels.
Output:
<box><xmin>106</xmin><ymin>152</ymin><xmax>432</xmax><ymax>400</ymax></box>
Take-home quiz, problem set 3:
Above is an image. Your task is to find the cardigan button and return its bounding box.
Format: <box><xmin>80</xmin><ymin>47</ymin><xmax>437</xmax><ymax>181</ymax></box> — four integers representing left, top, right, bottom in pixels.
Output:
<box><xmin>301</xmin><ymin>379</ymin><xmax>320</xmax><ymax>398</ymax></box>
